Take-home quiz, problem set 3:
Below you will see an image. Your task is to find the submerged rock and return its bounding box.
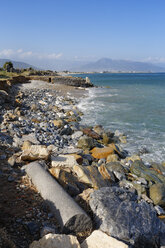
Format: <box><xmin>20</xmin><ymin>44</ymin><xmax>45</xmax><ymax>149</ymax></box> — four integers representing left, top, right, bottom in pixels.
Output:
<box><xmin>89</xmin><ymin>186</ymin><xmax>165</xmax><ymax>247</ymax></box>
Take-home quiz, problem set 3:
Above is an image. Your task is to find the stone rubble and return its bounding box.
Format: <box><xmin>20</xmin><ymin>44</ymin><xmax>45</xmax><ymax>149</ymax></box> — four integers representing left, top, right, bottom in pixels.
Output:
<box><xmin>0</xmin><ymin>79</ymin><xmax>165</xmax><ymax>247</ymax></box>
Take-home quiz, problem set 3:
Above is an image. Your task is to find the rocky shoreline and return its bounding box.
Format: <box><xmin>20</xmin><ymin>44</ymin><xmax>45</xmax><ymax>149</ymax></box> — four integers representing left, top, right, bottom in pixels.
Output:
<box><xmin>0</xmin><ymin>78</ymin><xmax>165</xmax><ymax>247</ymax></box>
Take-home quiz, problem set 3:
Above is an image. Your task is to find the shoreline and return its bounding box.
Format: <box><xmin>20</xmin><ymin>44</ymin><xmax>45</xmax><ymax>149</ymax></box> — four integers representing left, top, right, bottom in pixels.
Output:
<box><xmin>0</xmin><ymin>79</ymin><xmax>165</xmax><ymax>247</ymax></box>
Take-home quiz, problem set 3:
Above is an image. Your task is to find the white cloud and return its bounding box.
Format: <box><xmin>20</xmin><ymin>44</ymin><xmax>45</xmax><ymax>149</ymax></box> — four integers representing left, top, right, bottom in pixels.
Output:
<box><xmin>0</xmin><ymin>49</ymin><xmax>14</xmax><ymax>57</ymax></box>
<box><xmin>144</xmin><ymin>56</ymin><xmax>165</xmax><ymax>63</ymax></box>
<box><xmin>0</xmin><ymin>49</ymin><xmax>63</xmax><ymax>60</ymax></box>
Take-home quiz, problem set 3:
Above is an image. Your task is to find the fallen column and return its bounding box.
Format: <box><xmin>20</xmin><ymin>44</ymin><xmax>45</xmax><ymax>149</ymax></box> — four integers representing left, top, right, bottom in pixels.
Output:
<box><xmin>25</xmin><ymin>161</ymin><xmax>92</xmax><ymax>234</ymax></box>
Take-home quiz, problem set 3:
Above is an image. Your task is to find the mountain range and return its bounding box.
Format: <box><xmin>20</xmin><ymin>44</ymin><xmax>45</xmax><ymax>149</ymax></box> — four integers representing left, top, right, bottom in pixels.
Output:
<box><xmin>0</xmin><ymin>59</ymin><xmax>36</xmax><ymax>69</ymax></box>
<box><xmin>70</xmin><ymin>58</ymin><xmax>165</xmax><ymax>72</ymax></box>
<box><xmin>0</xmin><ymin>58</ymin><xmax>165</xmax><ymax>72</ymax></box>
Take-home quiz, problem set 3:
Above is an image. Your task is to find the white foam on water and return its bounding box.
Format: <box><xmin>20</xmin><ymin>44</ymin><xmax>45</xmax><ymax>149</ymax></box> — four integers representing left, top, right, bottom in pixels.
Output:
<box><xmin>77</xmin><ymin>82</ymin><xmax>165</xmax><ymax>163</ymax></box>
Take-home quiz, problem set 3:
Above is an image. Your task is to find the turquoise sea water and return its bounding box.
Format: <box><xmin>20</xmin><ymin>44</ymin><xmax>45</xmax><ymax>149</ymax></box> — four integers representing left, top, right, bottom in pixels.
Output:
<box><xmin>76</xmin><ymin>73</ymin><xmax>165</xmax><ymax>163</ymax></box>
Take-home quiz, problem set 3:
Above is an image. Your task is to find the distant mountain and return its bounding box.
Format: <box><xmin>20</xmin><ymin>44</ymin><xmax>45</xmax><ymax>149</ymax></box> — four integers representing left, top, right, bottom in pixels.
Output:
<box><xmin>71</xmin><ymin>58</ymin><xmax>165</xmax><ymax>72</ymax></box>
<box><xmin>0</xmin><ymin>59</ymin><xmax>37</xmax><ymax>69</ymax></box>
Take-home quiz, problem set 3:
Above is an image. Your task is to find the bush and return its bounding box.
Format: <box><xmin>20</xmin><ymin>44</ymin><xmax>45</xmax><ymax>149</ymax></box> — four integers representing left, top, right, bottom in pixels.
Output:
<box><xmin>3</xmin><ymin>61</ymin><xmax>13</xmax><ymax>71</ymax></box>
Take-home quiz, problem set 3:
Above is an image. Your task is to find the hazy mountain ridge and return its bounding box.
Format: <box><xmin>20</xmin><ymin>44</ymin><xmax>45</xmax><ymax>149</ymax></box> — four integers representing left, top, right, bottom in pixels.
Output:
<box><xmin>71</xmin><ymin>58</ymin><xmax>165</xmax><ymax>72</ymax></box>
<box><xmin>0</xmin><ymin>59</ymin><xmax>37</xmax><ymax>69</ymax></box>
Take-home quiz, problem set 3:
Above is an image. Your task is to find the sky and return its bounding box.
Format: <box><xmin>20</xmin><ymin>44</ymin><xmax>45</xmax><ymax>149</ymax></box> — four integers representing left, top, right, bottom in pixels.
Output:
<box><xmin>0</xmin><ymin>0</ymin><xmax>165</xmax><ymax>69</ymax></box>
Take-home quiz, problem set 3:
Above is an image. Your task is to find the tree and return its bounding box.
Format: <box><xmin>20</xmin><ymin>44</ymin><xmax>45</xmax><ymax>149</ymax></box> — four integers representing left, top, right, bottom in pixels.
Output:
<box><xmin>3</xmin><ymin>61</ymin><xmax>13</xmax><ymax>71</ymax></box>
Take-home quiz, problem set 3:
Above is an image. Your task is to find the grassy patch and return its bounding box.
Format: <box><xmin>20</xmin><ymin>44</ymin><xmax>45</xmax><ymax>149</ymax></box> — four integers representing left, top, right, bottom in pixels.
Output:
<box><xmin>0</xmin><ymin>71</ymin><xmax>18</xmax><ymax>79</ymax></box>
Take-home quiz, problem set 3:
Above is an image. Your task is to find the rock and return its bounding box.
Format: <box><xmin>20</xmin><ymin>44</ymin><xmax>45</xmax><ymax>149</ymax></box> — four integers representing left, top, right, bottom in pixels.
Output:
<box><xmin>77</xmin><ymin>136</ymin><xmax>94</xmax><ymax>149</ymax></box>
<box><xmin>49</xmin><ymin>167</ymin><xmax>80</xmax><ymax>196</ymax></box>
<box><xmin>119</xmin><ymin>135</ymin><xmax>127</xmax><ymax>144</ymax></box>
<box><xmin>21</xmin><ymin>133</ymin><xmax>40</xmax><ymax>145</ymax></box>
<box><xmin>151</xmin><ymin>162</ymin><xmax>165</xmax><ymax>174</ymax></box>
<box><xmin>60</xmin><ymin>126</ymin><xmax>73</xmax><ymax>135</ymax></box>
<box><xmin>40</xmin><ymin>226</ymin><xmax>56</xmax><ymax>238</ymax></box>
<box><xmin>21</xmin><ymin>145</ymin><xmax>50</xmax><ymax>161</ymax></box>
<box><xmin>71</xmin><ymin>131</ymin><xmax>83</xmax><ymax>140</ymax></box>
<box><xmin>29</xmin><ymin>233</ymin><xmax>80</xmax><ymax>248</ymax></box>
<box><xmin>82</xmin><ymin>128</ymin><xmax>100</xmax><ymax>139</ymax></box>
<box><xmin>98</xmin><ymin>164</ymin><xmax>115</xmax><ymax>182</ymax></box>
<box><xmin>52</xmin><ymin>119</ymin><xmax>64</xmax><ymax>128</ymax></box>
<box><xmin>89</xmin><ymin>186</ymin><xmax>165</xmax><ymax>247</ymax></box>
<box><xmin>76</xmin><ymin>188</ymin><xmax>94</xmax><ymax>205</ymax></box>
<box><xmin>106</xmin><ymin>154</ymin><xmax>119</xmax><ymax>163</ymax></box>
<box><xmin>73</xmin><ymin>164</ymin><xmax>109</xmax><ymax>189</ymax></box>
<box><xmin>81</xmin><ymin>230</ymin><xmax>129</xmax><ymax>248</ymax></box>
<box><xmin>90</xmin><ymin>146</ymin><xmax>115</xmax><ymax>159</ymax></box>
<box><xmin>93</xmin><ymin>125</ymin><xmax>104</xmax><ymax>135</ymax></box>
<box><xmin>102</xmin><ymin>132</ymin><xmax>110</xmax><ymax>145</ymax></box>
<box><xmin>131</xmin><ymin>182</ymin><xmax>147</xmax><ymax>197</ymax></box>
<box><xmin>130</xmin><ymin>160</ymin><xmax>163</xmax><ymax>184</ymax></box>
<box><xmin>8</xmin><ymin>155</ymin><xmax>18</xmax><ymax>166</ymax></box>
<box><xmin>51</xmin><ymin>154</ymin><xmax>78</xmax><ymax>168</ymax></box>
<box><xmin>138</xmin><ymin>147</ymin><xmax>150</xmax><ymax>155</ymax></box>
<box><xmin>149</xmin><ymin>183</ymin><xmax>165</xmax><ymax>207</ymax></box>
<box><xmin>114</xmin><ymin>130</ymin><xmax>124</xmax><ymax>137</ymax></box>
<box><xmin>70</xmin><ymin>154</ymin><xmax>83</xmax><ymax>165</ymax></box>
<box><xmin>61</xmin><ymin>147</ymin><xmax>83</xmax><ymax>154</ymax></box>
<box><xmin>105</xmin><ymin>162</ymin><xmax>126</xmax><ymax>180</ymax></box>
<box><xmin>22</xmin><ymin>140</ymin><xmax>33</xmax><ymax>150</ymax></box>
<box><xmin>82</xmin><ymin>154</ymin><xmax>93</xmax><ymax>164</ymax></box>
<box><xmin>126</xmin><ymin>155</ymin><xmax>141</xmax><ymax>162</ymax></box>
<box><xmin>111</xmin><ymin>144</ymin><xmax>128</xmax><ymax>159</ymax></box>
<box><xmin>31</xmin><ymin>104</ymin><xmax>38</xmax><ymax>111</ymax></box>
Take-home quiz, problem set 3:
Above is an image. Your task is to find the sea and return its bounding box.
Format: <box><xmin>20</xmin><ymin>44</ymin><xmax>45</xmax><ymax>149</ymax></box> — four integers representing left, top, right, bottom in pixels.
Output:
<box><xmin>74</xmin><ymin>73</ymin><xmax>165</xmax><ymax>163</ymax></box>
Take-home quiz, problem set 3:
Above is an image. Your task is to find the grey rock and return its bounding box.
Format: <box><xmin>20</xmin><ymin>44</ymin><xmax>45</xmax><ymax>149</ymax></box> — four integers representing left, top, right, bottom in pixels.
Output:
<box><xmin>71</xmin><ymin>131</ymin><xmax>83</xmax><ymax>140</ymax></box>
<box><xmin>89</xmin><ymin>187</ymin><xmax>165</xmax><ymax>247</ymax></box>
<box><xmin>40</xmin><ymin>225</ymin><xmax>57</xmax><ymax>237</ymax></box>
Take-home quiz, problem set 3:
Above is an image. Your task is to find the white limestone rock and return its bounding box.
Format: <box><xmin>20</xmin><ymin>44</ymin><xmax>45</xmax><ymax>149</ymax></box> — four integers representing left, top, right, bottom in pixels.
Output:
<box><xmin>30</xmin><ymin>233</ymin><xmax>80</xmax><ymax>248</ymax></box>
<box><xmin>81</xmin><ymin>230</ymin><xmax>128</xmax><ymax>248</ymax></box>
<box><xmin>51</xmin><ymin>154</ymin><xmax>78</xmax><ymax>168</ymax></box>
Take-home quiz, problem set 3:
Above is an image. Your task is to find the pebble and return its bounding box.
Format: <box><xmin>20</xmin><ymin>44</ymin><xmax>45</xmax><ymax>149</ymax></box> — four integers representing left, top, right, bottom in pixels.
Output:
<box><xmin>25</xmin><ymin>221</ymin><xmax>40</xmax><ymax>235</ymax></box>
<box><xmin>8</xmin><ymin>175</ymin><xmax>15</xmax><ymax>182</ymax></box>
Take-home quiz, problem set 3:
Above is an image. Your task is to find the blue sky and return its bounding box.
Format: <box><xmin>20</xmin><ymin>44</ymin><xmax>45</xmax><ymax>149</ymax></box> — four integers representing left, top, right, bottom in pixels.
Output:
<box><xmin>0</xmin><ymin>0</ymin><xmax>165</xmax><ymax>68</ymax></box>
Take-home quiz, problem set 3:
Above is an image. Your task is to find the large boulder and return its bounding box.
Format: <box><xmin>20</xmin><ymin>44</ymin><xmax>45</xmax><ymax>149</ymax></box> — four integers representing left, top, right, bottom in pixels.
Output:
<box><xmin>29</xmin><ymin>233</ymin><xmax>80</xmax><ymax>248</ymax></box>
<box><xmin>149</xmin><ymin>183</ymin><xmax>165</xmax><ymax>207</ymax></box>
<box><xmin>89</xmin><ymin>187</ymin><xmax>165</xmax><ymax>247</ymax></box>
<box><xmin>81</xmin><ymin>230</ymin><xmax>128</xmax><ymax>248</ymax></box>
